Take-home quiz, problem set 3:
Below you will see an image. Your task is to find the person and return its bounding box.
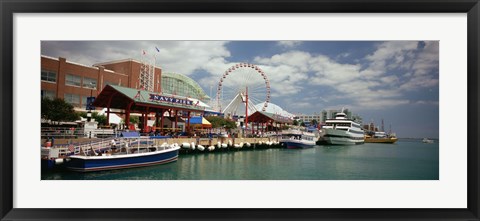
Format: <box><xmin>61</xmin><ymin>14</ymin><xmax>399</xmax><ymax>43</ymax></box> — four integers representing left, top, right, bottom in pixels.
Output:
<box><xmin>110</xmin><ymin>139</ymin><xmax>116</xmax><ymax>149</ymax></box>
<box><xmin>44</xmin><ymin>137</ymin><xmax>51</xmax><ymax>148</ymax></box>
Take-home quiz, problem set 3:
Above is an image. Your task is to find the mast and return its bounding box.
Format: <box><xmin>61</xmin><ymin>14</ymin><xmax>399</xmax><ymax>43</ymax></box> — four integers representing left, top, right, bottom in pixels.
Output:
<box><xmin>245</xmin><ymin>86</ymin><xmax>248</xmax><ymax>132</ymax></box>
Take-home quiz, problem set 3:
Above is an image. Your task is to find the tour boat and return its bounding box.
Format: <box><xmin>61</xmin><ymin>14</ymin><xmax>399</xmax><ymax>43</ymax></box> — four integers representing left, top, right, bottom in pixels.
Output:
<box><xmin>322</xmin><ymin>111</ymin><xmax>365</xmax><ymax>145</ymax></box>
<box><xmin>364</xmin><ymin>131</ymin><xmax>398</xmax><ymax>144</ymax></box>
<box><xmin>279</xmin><ymin>129</ymin><xmax>317</xmax><ymax>149</ymax></box>
<box><xmin>65</xmin><ymin>137</ymin><xmax>180</xmax><ymax>172</ymax></box>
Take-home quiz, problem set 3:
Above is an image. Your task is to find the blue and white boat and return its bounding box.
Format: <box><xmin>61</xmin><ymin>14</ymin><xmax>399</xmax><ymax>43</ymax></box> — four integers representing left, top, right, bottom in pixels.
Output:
<box><xmin>280</xmin><ymin>129</ymin><xmax>317</xmax><ymax>149</ymax></box>
<box><xmin>65</xmin><ymin>137</ymin><xmax>180</xmax><ymax>172</ymax></box>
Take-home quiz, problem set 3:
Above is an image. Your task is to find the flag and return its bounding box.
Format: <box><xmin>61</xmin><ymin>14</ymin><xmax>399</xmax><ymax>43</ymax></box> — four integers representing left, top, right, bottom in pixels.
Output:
<box><xmin>155</xmin><ymin>46</ymin><xmax>160</xmax><ymax>52</ymax></box>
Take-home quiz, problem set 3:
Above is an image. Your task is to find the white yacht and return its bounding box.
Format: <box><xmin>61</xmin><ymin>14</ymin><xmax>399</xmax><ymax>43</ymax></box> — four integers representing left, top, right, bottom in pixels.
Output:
<box><xmin>279</xmin><ymin>129</ymin><xmax>317</xmax><ymax>149</ymax></box>
<box><xmin>422</xmin><ymin>138</ymin><xmax>434</xmax><ymax>143</ymax></box>
<box><xmin>322</xmin><ymin>111</ymin><xmax>365</xmax><ymax>145</ymax></box>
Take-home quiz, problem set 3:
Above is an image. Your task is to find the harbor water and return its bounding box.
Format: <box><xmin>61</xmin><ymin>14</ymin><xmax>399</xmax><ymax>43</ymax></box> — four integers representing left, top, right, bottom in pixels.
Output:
<box><xmin>42</xmin><ymin>139</ymin><xmax>439</xmax><ymax>180</ymax></box>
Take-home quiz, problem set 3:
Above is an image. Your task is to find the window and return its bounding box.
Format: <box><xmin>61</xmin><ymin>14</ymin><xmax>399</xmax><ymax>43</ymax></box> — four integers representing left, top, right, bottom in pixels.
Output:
<box><xmin>81</xmin><ymin>96</ymin><xmax>87</xmax><ymax>108</ymax></box>
<box><xmin>41</xmin><ymin>90</ymin><xmax>55</xmax><ymax>99</ymax></box>
<box><xmin>83</xmin><ymin>77</ymin><xmax>97</xmax><ymax>89</ymax></box>
<box><xmin>66</xmin><ymin>74</ymin><xmax>81</xmax><ymax>87</ymax></box>
<box><xmin>64</xmin><ymin>93</ymin><xmax>80</xmax><ymax>107</ymax></box>
<box><xmin>41</xmin><ymin>70</ymin><xmax>57</xmax><ymax>83</ymax></box>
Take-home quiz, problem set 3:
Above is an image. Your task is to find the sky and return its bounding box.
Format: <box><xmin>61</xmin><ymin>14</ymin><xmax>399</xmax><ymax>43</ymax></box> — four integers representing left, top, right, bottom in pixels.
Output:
<box><xmin>41</xmin><ymin>41</ymin><xmax>439</xmax><ymax>138</ymax></box>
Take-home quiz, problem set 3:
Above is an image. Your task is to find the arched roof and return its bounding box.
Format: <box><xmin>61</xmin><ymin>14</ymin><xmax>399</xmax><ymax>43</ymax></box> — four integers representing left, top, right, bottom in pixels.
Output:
<box><xmin>161</xmin><ymin>72</ymin><xmax>210</xmax><ymax>101</ymax></box>
<box><xmin>254</xmin><ymin>102</ymin><xmax>295</xmax><ymax>118</ymax></box>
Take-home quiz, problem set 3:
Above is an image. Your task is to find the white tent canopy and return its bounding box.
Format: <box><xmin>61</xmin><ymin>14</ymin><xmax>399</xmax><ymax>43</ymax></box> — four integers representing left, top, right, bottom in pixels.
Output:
<box><xmin>254</xmin><ymin>102</ymin><xmax>295</xmax><ymax>119</ymax></box>
<box><xmin>99</xmin><ymin>108</ymin><xmax>122</xmax><ymax>124</ymax></box>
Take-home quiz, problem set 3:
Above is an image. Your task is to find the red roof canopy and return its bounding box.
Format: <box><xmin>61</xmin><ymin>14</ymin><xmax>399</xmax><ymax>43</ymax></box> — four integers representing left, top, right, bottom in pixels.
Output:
<box><xmin>248</xmin><ymin>111</ymin><xmax>293</xmax><ymax>124</ymax></box>
<box><xmin>92</xmin><ymin>84</ymin><xmax>205</xmax><ymax>113</ymax></box>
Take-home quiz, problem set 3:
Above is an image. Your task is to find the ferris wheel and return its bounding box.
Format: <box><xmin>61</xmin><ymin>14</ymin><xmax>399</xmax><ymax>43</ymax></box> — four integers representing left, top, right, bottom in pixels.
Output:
<box><xmin>216</xmin><ymin>63</ymin><xmax>270</xmax><ymax>116</ymax></box>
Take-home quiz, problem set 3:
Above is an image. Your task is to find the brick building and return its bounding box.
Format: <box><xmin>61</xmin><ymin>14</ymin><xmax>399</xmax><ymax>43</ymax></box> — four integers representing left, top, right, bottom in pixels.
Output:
<box><xmin>41</xmin><ymin>55</ymin><xmax>161</xmax><ymax>111</ymax></box>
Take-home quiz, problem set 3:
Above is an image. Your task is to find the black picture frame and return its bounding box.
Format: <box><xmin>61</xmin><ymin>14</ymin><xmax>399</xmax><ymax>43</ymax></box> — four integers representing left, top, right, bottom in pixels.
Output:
<box><xmin>1</xmin><ymin>0</ymin><xmax>479</xmax><ymax>220</ymax></box>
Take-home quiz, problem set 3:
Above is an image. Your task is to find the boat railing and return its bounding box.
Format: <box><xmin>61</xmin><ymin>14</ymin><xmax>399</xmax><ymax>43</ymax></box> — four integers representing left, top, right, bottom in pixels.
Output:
<box><xmin>76</xmin><ymin>139</ymin><xmax>112</xmax><ymax>156</ymax></box>
<box><xmin>41</xmin><ymin>127</ymin><xmax>121</xmax><ymax>139</ymax></box>
<box><xmin>41</xmin><ymin>127</ymin><xmax>86</xmax><ymax>139</ymax></box>
<box><xmin>46</xmin><ymin>137</ymin><xmax>176</xmax><ymax>157</ymax></box>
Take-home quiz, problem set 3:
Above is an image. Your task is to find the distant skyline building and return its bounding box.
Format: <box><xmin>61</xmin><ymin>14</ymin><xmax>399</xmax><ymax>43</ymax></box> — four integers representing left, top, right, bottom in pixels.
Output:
<box><xmin>320</xmin><ymin>109</ymin><xmax>363</xmax><ymax>124</ymax></box>
<box><xmin>294</xmin><ymin>113</ymin><xmax>322</xmax><ymax>125</ymax></box>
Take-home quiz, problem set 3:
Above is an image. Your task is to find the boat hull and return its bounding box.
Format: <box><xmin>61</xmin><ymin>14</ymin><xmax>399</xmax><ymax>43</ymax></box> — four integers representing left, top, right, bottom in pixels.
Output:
<box><xmin>66</xmin><ymin>148</ymin><xmax>179</xmax><ymax>172</ymax></box>
<box><xmin>281</xmin><ymin>140</ymin><xmax>315</xmax><ymax>149</ymax></box>
<box><xmin>323</xmin><ymin>129</ymin><xmax>364</xmax><ymax>145</ymax></box>
<box><xmin>365</xmin><ymin>138</ymin><xmax>398</xmax><ymax>144</ymax></box>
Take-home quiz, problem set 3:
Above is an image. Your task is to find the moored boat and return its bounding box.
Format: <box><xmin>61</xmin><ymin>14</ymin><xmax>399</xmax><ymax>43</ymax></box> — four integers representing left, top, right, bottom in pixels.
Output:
<box><xmin>365</xmin><ymin>136</ymin><xmax>398</xmax><ymax>144</ymax></box>
<box><xmin>65</xmin><ymin>137</ymin><xmax>180</xmax><ymax>172</ymax></box>
<box><xmin>279</xmin><ymin>129</ymin><xmax>317</xmax><ymax>149</ymax></box>
<box><xmin>322</xmin><ymin>111</ymin><xmax>364</xmax><ymax>145</ymax></box>
<box><xmin>422</xmin><ymin>138</ymin><xmax>434</xmax><ymax>143</ymax></box>
<box><xmin>364</xmin><ymin>131</ymin><xmax>398</xmax><ymax>144</ymax></box>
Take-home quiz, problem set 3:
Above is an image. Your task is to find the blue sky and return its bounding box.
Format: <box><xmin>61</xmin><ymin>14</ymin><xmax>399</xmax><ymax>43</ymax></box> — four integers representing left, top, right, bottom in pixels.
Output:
<box><xmin>41</xmin><ymin>41</ymin><xmax>439</xmax><ymax>138</ymax></box>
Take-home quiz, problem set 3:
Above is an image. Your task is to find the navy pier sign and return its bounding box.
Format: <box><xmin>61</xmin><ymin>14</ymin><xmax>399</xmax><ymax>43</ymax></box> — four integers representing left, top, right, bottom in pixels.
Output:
<box><xmin>149</xmin><ymin>94</ymin><xmax>193</xmax><ymax>105</ymax></box>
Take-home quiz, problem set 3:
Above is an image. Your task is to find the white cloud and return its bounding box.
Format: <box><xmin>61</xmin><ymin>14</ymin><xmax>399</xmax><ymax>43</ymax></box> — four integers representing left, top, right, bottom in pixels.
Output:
<box><xmin>309</xmin><ymin>55</ymin><xmax>363</xmax><ymax>84</ymax></box>
<box><xmin>252</xmin><ymin>41</ymin><xmax>438</xmax><ymax>111</ymax></box>
<box><xmin>277</xmin><ymin>41</ymin><xmax>302</xmax><ymax>48</ymax></box>
<box><xmin>154</xmin><ymin>41</ymin><xmax>231</xmax><ymax>75</ymax></box>
<box><xmin>414</xmin><ymin>100</ymin><xmax>439</xmax><ymax>105</ymax></box>
<box><xmin>42</xmin><ymin>41</ymin><xmax>231</xmax><ymax>77</ymax></box>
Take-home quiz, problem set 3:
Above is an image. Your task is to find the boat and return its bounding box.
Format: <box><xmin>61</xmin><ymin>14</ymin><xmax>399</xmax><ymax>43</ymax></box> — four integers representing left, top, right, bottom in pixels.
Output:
<box><xmin>65</xmin><ymin>137</ymin><xmax>180</xmax><ymax>172</ymax></box>
<box><xmin>279</xmin><ymin>129</ymin><xmax>317</xmax><ymax>149</ymax></box>
<box><xmin>422</xmin><ymin>138</ymin><xmax>434</xmax><ymax>143</ymax></box>
<box><xmin>322</xmin><ymin>111</ymin><xmax>365</xmax><ymax>145</ymax></box>
<box><xmin>41</xmin><ymin>139</ymin><xmax>112</xmax><ymax>170</ymax></box>
<box><xmin>364</xmin><ymin>131</ymin><xmax>398</xmax><ymax>144</ymax></box>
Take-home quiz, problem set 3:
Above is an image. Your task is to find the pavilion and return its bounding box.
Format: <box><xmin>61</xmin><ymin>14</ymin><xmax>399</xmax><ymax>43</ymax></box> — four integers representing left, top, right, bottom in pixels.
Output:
<box><xmin>247</xmin><ymin>111</ymin><xmax>293</xmax><ymax>134</ymax></box>
<box><xmin>92</xmin><ymin>84</ymin><xmax>206</xmax><ymax>134</ymax></box>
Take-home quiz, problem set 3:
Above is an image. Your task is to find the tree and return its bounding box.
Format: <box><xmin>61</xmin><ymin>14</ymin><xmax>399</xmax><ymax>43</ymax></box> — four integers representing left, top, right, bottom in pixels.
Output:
<box><xmin>41</xmin><ymin>98</ymin><xmax>79</xmax><ymax>123</ymax></box>
<box><xmin>311</xmin><ymin>119</ymin><xmax>318</xmax><ymax>126</ymax></box>
<box><xmin>205</xmin><ymin>116</ymin><xmax>237</xmax><ymax>129</ymax></box>
<box><xmin>129</xmin><ymin>116</ymin><xmax>139</xmax><ymax>124</ymax></box>
<box><xmin>79</xmin><ymin>112</ymin><xmax>108</xmax><ymax>126</ymax></box>
<box><xmin>224</xmin><ymin>119</ymin><xmax>237</xmax><ymax>130</ymax></box>
<box><xmin>94</xmin><ymin>113</ymin><xmax>107</xmax><ymax>126</ymax></box>
<box><xmin>293</xmin><ymin>119</ymin><xmax>299</xmax><ymax>126</ymax></box>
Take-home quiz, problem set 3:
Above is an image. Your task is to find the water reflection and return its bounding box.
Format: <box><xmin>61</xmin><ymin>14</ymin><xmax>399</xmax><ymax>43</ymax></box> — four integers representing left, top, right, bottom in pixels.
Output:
<box><xmin>42</xmin><ymin>141</ymin><xmax>439</xmax><ymax>180</ymax></box>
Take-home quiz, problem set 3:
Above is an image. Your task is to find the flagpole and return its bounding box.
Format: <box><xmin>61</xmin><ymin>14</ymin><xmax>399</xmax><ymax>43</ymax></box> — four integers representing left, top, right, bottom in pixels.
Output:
<box><xmin>154</xmin><ymin>46</ymin><xmax>159</xmax><ymax>93</ymax></box>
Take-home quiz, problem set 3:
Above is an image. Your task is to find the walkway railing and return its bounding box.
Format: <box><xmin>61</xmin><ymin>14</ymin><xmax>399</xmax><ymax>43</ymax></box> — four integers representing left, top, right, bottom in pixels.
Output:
<box><xmin>41</xmin><ymin>127</ymin><xmax>121</xmax><ymax>139</ymax></box>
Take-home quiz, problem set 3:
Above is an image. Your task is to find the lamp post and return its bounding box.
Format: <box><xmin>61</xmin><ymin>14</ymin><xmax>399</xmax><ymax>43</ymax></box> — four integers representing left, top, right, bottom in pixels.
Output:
<box><xmin>86</xmin><ymin>81</ymin><xmax>96</xmax><ymax>122</ymax></box>
<box><xmin>87</xmin><ymin>81</ymin><xmax>96</xmax><ymax>138</ymax></box>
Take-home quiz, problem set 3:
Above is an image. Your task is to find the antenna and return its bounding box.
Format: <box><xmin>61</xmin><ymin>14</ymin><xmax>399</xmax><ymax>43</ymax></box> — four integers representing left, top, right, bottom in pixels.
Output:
<box><xmin>381</xmin><ymin>119</ymin><xmax>385</xmax><ymax>132</ymax></box>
